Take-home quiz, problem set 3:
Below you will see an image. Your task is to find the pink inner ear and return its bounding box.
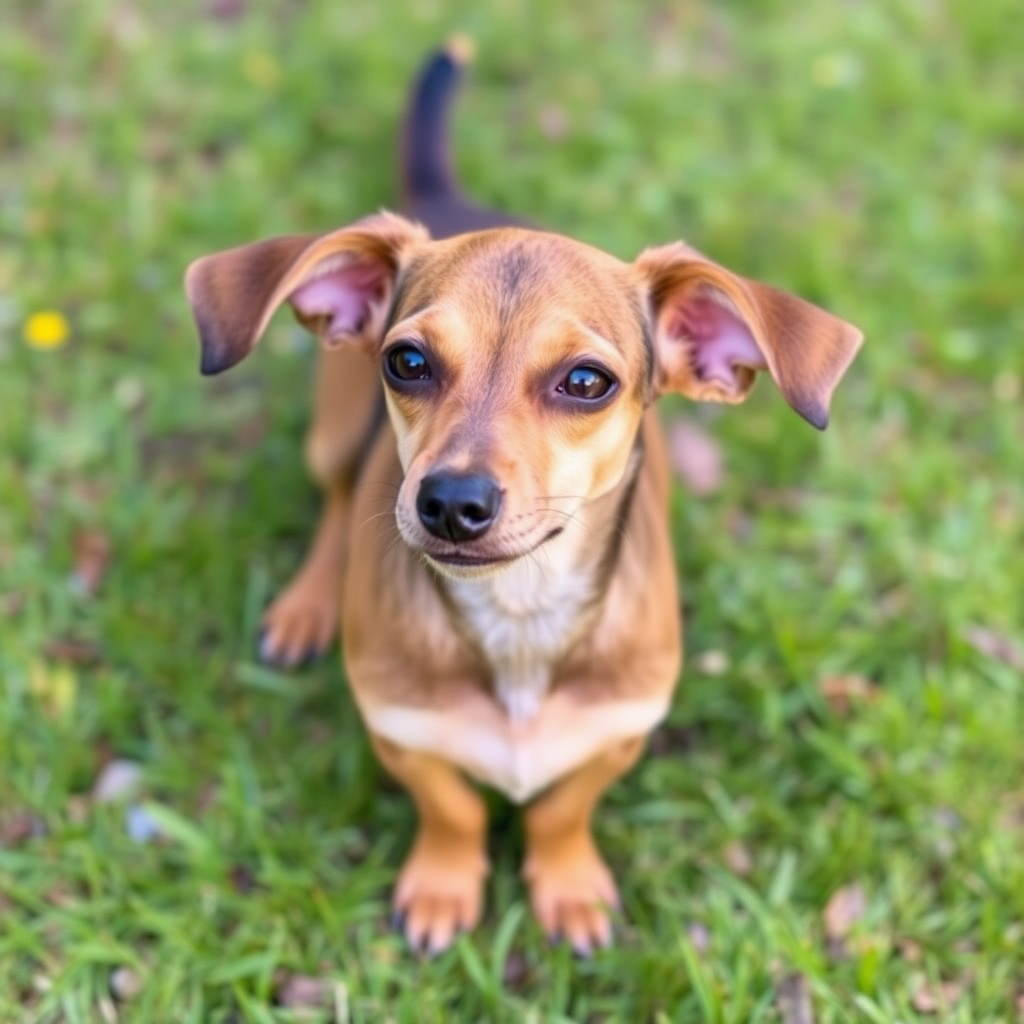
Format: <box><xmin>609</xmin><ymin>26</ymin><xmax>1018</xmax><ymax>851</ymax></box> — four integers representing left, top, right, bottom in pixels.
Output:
<box><xmin>669</xmin><ymin>294</ymin><xmax>767</xmax><ymax>389</ymax></box>
<box><xmin>288</xmin><ymin>263</ymin><xmax>387</xmax><ymax>340</ymax></box>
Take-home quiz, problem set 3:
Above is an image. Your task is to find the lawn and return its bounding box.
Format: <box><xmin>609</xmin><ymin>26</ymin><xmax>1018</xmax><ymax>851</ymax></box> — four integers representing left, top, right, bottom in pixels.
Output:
<box><xmin>2</xmin><ymin>0</ymin><xmax>1023</xmax><ymax>1021</ymax></box>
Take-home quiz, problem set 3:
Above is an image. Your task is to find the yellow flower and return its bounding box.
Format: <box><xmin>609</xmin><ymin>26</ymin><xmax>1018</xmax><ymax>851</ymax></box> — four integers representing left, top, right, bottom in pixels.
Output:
<box><xmin>24</xmin><ymin>310</ymin><xmax>70</xmax><ymax>349</ymax></box>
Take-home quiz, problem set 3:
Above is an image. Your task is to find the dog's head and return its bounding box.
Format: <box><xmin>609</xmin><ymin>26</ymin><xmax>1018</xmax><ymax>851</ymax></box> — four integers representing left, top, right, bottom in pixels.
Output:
<box><xmin>186</xmin><ymin>213</ymin><xmax>862</xmax><ymax>578</ymax></box>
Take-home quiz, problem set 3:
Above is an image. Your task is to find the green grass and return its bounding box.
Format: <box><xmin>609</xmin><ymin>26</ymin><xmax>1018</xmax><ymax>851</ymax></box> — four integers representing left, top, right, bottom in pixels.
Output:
<box><xmin>2</xmin><ymin>0</ymin><xmax>1023</xmax><ymax>1020</ymax></box>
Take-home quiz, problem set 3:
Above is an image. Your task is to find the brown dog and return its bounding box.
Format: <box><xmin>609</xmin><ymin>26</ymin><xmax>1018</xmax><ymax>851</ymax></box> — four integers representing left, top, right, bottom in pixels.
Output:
<box><xmin>185</xmin><ymin>42</ymin><xmax>863</xmax><ymax>955</ymax></box>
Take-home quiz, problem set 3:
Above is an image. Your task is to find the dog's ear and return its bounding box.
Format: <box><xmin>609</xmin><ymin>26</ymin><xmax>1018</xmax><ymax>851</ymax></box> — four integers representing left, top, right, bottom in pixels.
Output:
<box><xmin>184</xmin><ymin>211</ymin><xmax>429</xmax><ymax>375</ymax></box>
<box><xmin>635</xmin><ymin>242</ymin><xmax>863</xmax><ymax>429</ymax></box>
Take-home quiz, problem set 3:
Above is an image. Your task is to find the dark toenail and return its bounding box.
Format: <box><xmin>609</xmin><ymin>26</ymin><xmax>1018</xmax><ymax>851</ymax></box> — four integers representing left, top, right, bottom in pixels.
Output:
<box><xmin>390</xmin><ymin>910</ymin><xmax>406</xmax><ymax>933</ymax></box>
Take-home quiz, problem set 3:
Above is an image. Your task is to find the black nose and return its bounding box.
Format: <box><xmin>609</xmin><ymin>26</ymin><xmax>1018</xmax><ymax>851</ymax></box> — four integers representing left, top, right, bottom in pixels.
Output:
<box><xmin>416</xmin><ymin>472</ymin><xmax>502</xmax><ymax>542</ymax></box>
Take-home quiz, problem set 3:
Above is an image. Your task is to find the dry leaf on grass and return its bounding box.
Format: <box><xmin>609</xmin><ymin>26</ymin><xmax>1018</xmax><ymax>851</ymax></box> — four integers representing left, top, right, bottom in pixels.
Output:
<box><xmin>538</xmin><ymin>104</ymin><xmax>569</xmax><ymax>140</ymax></box>
<box><xmin>686</xmin><ymin>922</ymin><xmax>711</xmax><ymax>954</ymax></box>
<box><xmin>92</xmin><ymin>760</ymin><xmax>143</xmax><ymax>804</ymax></box>
<box><xmin>775</xmin><ymin>970</ymin><xmax>815</xmax><ymax>1024</ymax></box>
<box><xmin>276</xmin><ymin>973</ymin><xmax>347</xmax><ymax>1017</ymax></box>
<box><xmin>502</xmin><ymin>950</ymin><xmax>531</xmax><ymax>989</ymax></box>
<box><xmin>723</xmin><ymin>840</ymin><xmax>753</xmax><ymax>876</ymax></box>
<box><xmin>109</xmin><ymin>966</ymin><xmax>142</xmax><ymax>1002</ymax></box>
<box><xmin>910</xmin><ymin>975</ymin><xmax>963</xmax><ymax>1014</ymax></box>
<box><xmin>694</xmin><ymin>649</ymin><xmax>730</xmax><ymax>676</ymax></box>
<box><xmin>0</xmin><ymin>811</ymin><xmax>46</xmax><ymax>847</ymax></box>
<box><xmin>667</xmin><ymin>417</ymin><xmax>724</xmax><ymax>496</ymax></box>
<box><xmin>42</xmin><ymin>636</ymin><xmax>103</xmax><ymax>666</ymax></box>
<box><xmin>964</xmin><ymin>625</ymin><xmax>1024</xmax><ymax>672</ymax></box>
<box><xmin>70</xmin><ymin>529</ymin><xmax>111</xmax><ymax>596</ymax></box>
<box><xmin>823</xmin><ymin>884</ymin><xmax>866</xmax><ymax>958</ymax></box>
<box><xmin>896</xmin><ymin>937</ymin><xmax>923</xmax><ymax>963</ymax></box>
<box><xmin>819</xmin><ymin>674</ymin><xmax>879</xmax><ymax>715</ymax></box>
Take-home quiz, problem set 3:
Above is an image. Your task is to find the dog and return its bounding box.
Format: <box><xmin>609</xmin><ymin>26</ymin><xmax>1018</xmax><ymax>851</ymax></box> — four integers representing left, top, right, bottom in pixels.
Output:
<box><xmin>185</xmin><ymin>40</ymin><xmax>863</xmax><ymax>956</ymax></box>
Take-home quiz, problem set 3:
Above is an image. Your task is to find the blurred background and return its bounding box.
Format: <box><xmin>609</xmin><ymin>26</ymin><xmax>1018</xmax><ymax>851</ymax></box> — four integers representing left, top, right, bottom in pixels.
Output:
<box><xmin>1</xmin><ymin>0</ymin><xmax>1022</xmax><ymax>1021</ymax></box>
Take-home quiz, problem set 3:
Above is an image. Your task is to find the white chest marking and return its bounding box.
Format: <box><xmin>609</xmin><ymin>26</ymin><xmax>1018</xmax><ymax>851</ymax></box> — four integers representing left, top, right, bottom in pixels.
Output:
<box><xmin>361</xmin><ymin>693</ymin><xmax>669</xmax><ymax>803</ymax></box>
<box><xmin>448</xmin><ymin>539</ymin><xmax>597</xmax><ymax>722</ymax></box>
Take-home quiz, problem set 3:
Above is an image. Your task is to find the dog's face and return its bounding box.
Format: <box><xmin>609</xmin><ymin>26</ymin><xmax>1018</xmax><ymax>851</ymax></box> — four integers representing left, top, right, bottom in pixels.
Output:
<box><xmin>379</xmin><ymin>230</ymin><xmax>651</xmax><ymax>577</ymax></box>
<box><xmin>186</xmin><ymin>213</ymin><xmax>862</xmax><ymax>578</ymax></box>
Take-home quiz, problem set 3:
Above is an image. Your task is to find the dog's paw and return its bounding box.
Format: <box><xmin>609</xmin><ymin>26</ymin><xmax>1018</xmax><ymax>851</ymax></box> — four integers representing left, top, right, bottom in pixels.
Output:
<box><xmin>259</xmin><ymin>573</ymin><xmax>339</xmax><ymax>668</ymax></box>
<box><xmin>393</xmin><ymin>841</ymin><xmax>487</xmax><ymax>955</ymax></box>
<box><xmin>523</xmin><ymin>836</ymin><xmax>619</xmax><ymax>957</ymax></box>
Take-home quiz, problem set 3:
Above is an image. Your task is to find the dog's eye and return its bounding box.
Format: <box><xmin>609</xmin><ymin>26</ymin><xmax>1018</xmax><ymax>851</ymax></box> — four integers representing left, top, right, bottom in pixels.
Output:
<box><xmin>559</xmin><ymin>365</ymin><xmax>615</xmax><ymax>401</ymax></box>
<box><xmin>386</xmin><ymin>345</ymin><xmax>432</xmax><ymax>382</ymax></box>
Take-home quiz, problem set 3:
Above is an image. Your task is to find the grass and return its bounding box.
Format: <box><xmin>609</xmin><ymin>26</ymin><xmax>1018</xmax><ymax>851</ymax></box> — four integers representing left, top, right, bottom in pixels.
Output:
<box><xmin>2</xmin><ymin>0</ymin><xmax>1023</xmax><ymax>1020</ymax></box>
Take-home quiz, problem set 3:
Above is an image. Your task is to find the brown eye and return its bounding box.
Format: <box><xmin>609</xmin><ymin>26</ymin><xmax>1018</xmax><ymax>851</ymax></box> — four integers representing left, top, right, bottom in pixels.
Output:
<box><xmin>386</xmin><ymin>345</ymin><xmax>431</xmax><ymax>382</ymax></box>
<box><xmin>559</xmin><ymin>365</ymin><xmax>615</xmax><ymax>401</ymax></box>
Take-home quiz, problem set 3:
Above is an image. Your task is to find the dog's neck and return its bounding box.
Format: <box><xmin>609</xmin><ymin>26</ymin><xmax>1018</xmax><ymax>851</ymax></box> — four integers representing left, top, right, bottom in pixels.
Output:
<box><xmin>444</xmin><ymin>445</ymin><xmax>642</xmax><ymax>723</ymax></box>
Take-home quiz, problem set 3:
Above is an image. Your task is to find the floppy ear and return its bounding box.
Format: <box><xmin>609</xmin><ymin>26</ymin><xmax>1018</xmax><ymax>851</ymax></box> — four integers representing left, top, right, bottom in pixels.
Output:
<box><xmin>184</xmin><ymin>211</ymin><xmax>429</xmax><ymax>375</ymax></box>
<box><xmin>636</xmin><ymin>242</ymin><xmax>863</xmax><ymax>429</ymax></box>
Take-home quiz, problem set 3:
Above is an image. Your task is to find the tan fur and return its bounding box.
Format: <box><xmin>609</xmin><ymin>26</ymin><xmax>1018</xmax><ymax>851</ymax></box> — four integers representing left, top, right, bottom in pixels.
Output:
<box><xmin>186</xmin><ymin>213</ymin><xmax>862</xmax><ymax>954</ymax></box>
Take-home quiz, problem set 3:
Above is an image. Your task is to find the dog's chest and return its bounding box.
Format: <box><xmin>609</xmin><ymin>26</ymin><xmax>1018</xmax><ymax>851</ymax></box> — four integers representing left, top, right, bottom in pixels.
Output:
<box><xmin>449</xmin><ymin>556</ymin><xmax>596</xmax><ymax>722</ymax></box>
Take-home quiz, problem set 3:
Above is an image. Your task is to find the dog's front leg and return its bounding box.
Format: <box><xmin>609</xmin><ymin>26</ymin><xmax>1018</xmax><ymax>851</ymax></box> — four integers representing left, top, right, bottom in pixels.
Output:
<box><xmin>523</xmin><ymin>736</ymin><xmax>645</xmax><ymax>956</ymax></box>
<box><xmin>370</xmin><ymin>734</ymin><xmax>489</xmax><ymax>955</ymax></box>
<box><xmin>260</xmin><ymin>346</ymin><xmax>381</xmax><ymax>667</ymax></box>
<box><xmin>259</xmin><ymin>485</ymin><xmax>349</xmax><ymax>667</ymax></box>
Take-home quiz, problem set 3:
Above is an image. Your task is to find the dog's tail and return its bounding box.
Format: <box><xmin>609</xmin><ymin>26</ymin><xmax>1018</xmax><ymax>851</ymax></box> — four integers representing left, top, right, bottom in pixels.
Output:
<box><xmin>400</xmin><ymin>36</ymin><xmax>475</xmax><ymax>205</ymax></box>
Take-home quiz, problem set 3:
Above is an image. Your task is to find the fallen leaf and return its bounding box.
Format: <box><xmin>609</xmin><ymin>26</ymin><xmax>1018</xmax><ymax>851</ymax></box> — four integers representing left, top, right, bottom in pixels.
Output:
<box><xmin>819</xmin><ymin>674</ymin><xmax>879</xmax><ymax>716</ymax></box>
<box><xmin>42</xmin><ymin>636</ymin><xmax>103</xmax><ymax>666</ymax></box>
<box><xmin>276</xmin><ymin>973</ymin><xmax>340</xmax><ymax>1011</ymax></box>
<box><xmin>97</xmin><ymin>994</ymin><xmax>117</xmax><ymax>1024</ymax></box>
<box><xmin>66</xmin><ymin>795</ymin><xmax>90</xmax><ymax>825</ymax></box>
<box><xmin>502</xmin><ymin>950</ymin><xmax>531</xmax><ymax>989</ymax></box>
<box><xmin>70</xmin><ymin>530</ymin><xmax>111</xmax><ymax>596</ymax></box>
<box><xmin>775</xmin><ymin>971</ymin><xmax>815</xmax><ymax>1024</ymax></box>
<box><xmin>964</xmin><ymin>625</ymin><xmax>1024</xmax><ymax>672</ymax></box>
<box><xmin>538</xmin><ymin>104</ymin><xmax>569</xmax><ymax>140</ymax></box>
<box><xmin>0</xmin><ymin>811</ymin><xmax>46</xmax><ymax>847</ymax></box>
<box><xmin>92</xmin><ymin>760</ymin><xmax>143</xmax><ymax>804</ymax></box>
<box><xmin>667</xmin><ymin>417</ymin><xmax>724</xmax><ymax>496</ymax></box>
<box><xmin>113</xmin><ymin>376</ymin><xmax>146</xmax><ymax>412</ymax></box>
<box><xmin>910</xmin><ymin>975</ymin><xmax>963</xmax><ymax>1015</ymax></box>
<box><xmin>896</xmin><ymin>937</ymin><xmax>923</xmax><ymax>963</ymax></box>
<box><xmin>109</xmin><ymin>966</ymin><xmax>142</xmax><ymax>1002</ymax></box>
<box><xmin>686</xmin><ymin>922</ymin><xmax>710</xmax><ymax>954</ymax></box>
<box><xmin>723</xmin><ymin>840</ymin><xmax>753</xmax><ymax>877</ymax></box>
<box><xmin>229</xmin><ymin>863</ymin><xmax>258</xmax><ymax>894</ymax></box>
<box><xmin>823</xmin><ymin>884</ymin><xmax>866</xmax><ymax>958</ymax></box>
<box><xmin>694</xmin><ymin>649</ymin><xmax>730</xmax><ymax>676</ymax></box>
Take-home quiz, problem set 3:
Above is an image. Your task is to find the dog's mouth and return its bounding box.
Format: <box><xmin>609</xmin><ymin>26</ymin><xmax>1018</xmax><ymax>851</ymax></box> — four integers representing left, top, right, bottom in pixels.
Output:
<box><xmin>422</xmin><ymin>527</ymin><xmax>564</xmax><ymax>575</ymax></box>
